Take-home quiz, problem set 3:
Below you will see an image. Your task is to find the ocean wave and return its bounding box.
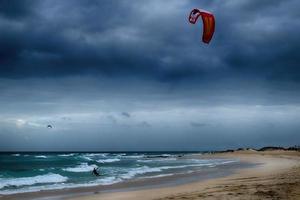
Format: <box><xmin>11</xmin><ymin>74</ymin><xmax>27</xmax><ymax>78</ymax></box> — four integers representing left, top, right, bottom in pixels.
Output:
<box><xmin>119</xmin><ymin>161</ymin><xmax>225</xmax><ymax>180</ymax></box>
<box><xmin>79</xmin><ymin>153</ymin><xmax>108</xmax><ymax>161</ymax></box>
<box><xmin>12</xmin><ymin>154</ymin><xmax>20</xmax><ymax>156</ymax></box>
<box><xmin>220</xmin><ymin>160</ymin><xmax>237</xmax><ymax>164</ymax></box>
<box><xmin>58</xmin><ymin>153</ymin><xmax>75</xmax><ymax>157</ymax></box>
<box><xmin>35</xmin><ymin>155</ymin><xmax>48</xmax><ymax>158</ymax></box>
<box><xmin>0</xmin><ymin>173</ymin><xmax>67</xmax><ymax>189</ymax></box>
<box><xmin>80</xmin><ymin>156</ymin><xmax>93</xmax><ymax>161</ymax></box>
<box><xmin>122</xmin><ymin>155</ymin><xmax>144</xmax><ymax>159</ymax></box>
<box><xmin>159</xmin><ymin>163</ymin><xmax>216</xmax><ymax>170</ymax></box>
<box><xmin>112</xmin><ymin>153</ymin><xmax>126</xmax><ymax>156</ymax></box>
<box><xmin>144</xmin><ymin>154</ymin><xmax>173</xmax><ymax>159</ymax></box>
<box><xmin>83</xmin><ymin>153</ymin><xmax>108</xmax><ymax>157</ymax></box>
<box><xmin>142</xmin><ymin>173</ymin><xmax>174</xmax><ymax>179</ymax></box>
<box><xmin>0</xmin><ymin>176</ymin><xmax>121</xmax><ymax>195</ymax></box>
<box><xmin>62</xmin><ymin>163</ymin><xmax>97</xmax><ymax>172</ymax></box>
<box><xmin>122</xmin><ymin>162</ymin><xmax>221</xmax><ymax>179</ymax></box>
<box><xmin>121</xmin><ymin>166</ymin><xmax>162</xmax><ymax>179</ymax></box>
<box><xmin>137</xmin><ymin>158</ymin><xmax>177</xmax><ymax>163</ymax></box>
<box><xmin>93</xmin><ymin>176</ymin><xmax>121</xmax><ymax>185</ymax></box>
<box><xmin>97</xmin><ymin>158</ymin><xmax>120</xmax><ymax>163</ymax></box>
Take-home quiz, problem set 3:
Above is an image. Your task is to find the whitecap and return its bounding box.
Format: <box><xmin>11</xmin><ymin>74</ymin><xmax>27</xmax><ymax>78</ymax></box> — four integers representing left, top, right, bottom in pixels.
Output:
<box><xmin>97</xmin><ymin>158</ymin><xmax>120</xmax><ymax>163</ymax></box>
<box><xmin>0</xmin><ymin>173</ymin><xmax>68</xmax><ymax>189</ymax></box>
<box><xmin>80</xmin><ymin>156</ymin><xmax>93</xmax><ymax>161</ymax></box>
<box><xmin>58</xmin><ymin>153</ymin><xmax>74</xmax><ymax>157</ymax></box>
<box><xmin>35</xmin><ymin>155</ymin><xmax>47</xmax><ymax>158</ymax></box>
<box><xmin>62</xmin><ymin>163</ymin><xmax>97</xmax><ymax>172</ymax></box>
<box><xmin>121</xmin><ymin>166</ymin><xmax>162</xmax><ymax>179</ymax></box>
<box><xmin>137</xmin><ymin>158</ymin><xmax>177</xmax><ymax>163</ymax></box>
<box><xmin>83</xmin><ymin>153</ymin><xmax>108</xmax><ymax>157</ymax></box>
<box><xmin>0</xmin><ymin>177</ymin><xmax>121</xmax><ymax>195</ymax></box>
<box><xmin>122</xmin><ymin>155</ymin><xmax>144</xmax><ymax>159</ymax></box>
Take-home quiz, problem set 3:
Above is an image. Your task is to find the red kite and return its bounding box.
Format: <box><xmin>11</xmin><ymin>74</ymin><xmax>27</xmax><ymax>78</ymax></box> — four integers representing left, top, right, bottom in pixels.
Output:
<box><xmin>188</xmin><ymin>9</ymin><xmax>215</xmax><ymax>44</ymax></box>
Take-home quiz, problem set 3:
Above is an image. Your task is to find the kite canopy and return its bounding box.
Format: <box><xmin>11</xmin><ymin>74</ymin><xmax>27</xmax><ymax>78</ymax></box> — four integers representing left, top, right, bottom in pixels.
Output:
<box><xmin>188</xmin><ymin>9</ymin><xmax>215</xmax><ymax>44</ymax></box>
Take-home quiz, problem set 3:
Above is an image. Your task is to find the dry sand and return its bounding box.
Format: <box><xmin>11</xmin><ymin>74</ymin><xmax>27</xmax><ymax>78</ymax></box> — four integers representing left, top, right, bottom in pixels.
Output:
<box><xmin>68</xmin><ymin>150</ymin><xmax>300</xmax><ymax>200</ymax></box>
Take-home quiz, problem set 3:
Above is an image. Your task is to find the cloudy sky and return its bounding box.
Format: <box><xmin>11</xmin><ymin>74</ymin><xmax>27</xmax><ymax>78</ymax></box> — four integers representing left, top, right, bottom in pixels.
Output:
<box><xmin>0</xmin><ymin>0</ymin><xmax>299</xmax><ymax>151</ymax></box>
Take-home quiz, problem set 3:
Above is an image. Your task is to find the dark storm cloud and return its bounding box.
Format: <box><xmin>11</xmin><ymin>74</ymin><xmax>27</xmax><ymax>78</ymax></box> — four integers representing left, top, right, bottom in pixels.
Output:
<box><xmin>216</xmin><ymin>0</ymin><xmax>300</xmax><ymax>82</ymax></box>
<box><xmin>0</xmin><ymin>0</ymin><xmax>181</xmax><ymax>79</ymax></box>
<box><xmin>1</xmin><ymin>0</ymin><xmax>300</xmax><ymax>151</ymax></box>
<box><xmin>1</xmin><ymin>0</ymin><xmax>298</xmax><ymax>83</ymax></box>
<box><xmin>0</xmin><ymin>0</ymin><xmax>35</xmax><ymax>19</ymax></box>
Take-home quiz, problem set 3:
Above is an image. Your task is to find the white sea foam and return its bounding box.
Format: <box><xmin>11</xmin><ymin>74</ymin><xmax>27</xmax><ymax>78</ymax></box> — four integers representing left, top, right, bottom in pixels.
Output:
<box><xmin>81</xmin><ymin>156</ymin><xmax>93</xmax><ymax>161</ymax></box>
<box><xmin>0</xmin><ymin>176</ymin><xmax>121</xmax><ymax>195</ymax></box>
<box><xmin>0</xmin><ymin>173</ymin><xmax>68</xmax><ymax>189</ymax></box>
<box><xmin>121</xmin><ymin>162</ymin><xmax>224</xmax><ymax>180</ymax></box>
<box><xmin>121</xmin><ymin>166</ymin><xmax>162</xmax><ymax>179</ymax></box>
<box><xmin>35</xmin><ymin>155</ymin><xmax>47</xmax><ymax>158</ymax></box>
<box><xmin>142</xmin><ymin>173</ymin><xmax>174</xmax><ymax>179</ymax></box>
<box><xmin>94</xmin><ymin>176</ymin><xmax>121</xmax><ymax>185</ymax></box>
<box><xmin>12</xmin><ymin>154</ymin><xmax>20</xmax><ymax>156</ymax></box>
<box><xmin>114</xmin><ymin>153</ymin><xmax>126</xmax><ymax>156</ymax></box>
<box><xmin>137</xmin><ymin>158</ymin><xmax>177</xmax><ymax>163</ymax></box>
<box><xmin>97</xmin><ymin>158</ymin><xmax>120</xmax><ymax>163</ymax></box>
<box><xmin>63</xmin><ymin>163</ymin><xmax>97</xmax><ymax>172</ymax></box>
<box><xmin>84</xmin><ymin>153</ymin><xmax>108</xmax><ymax>157</ymax></box>
<box><xmin>122</xmin><ymin>154</ymin><xmax>144</xmax><ymax>159</ymax></box>
<box><xmin>220</xmin><ymin>160</ymin><xmax>237</xmax><ymax>164</ymax></box>
<box><xmin>137</xmin><ymin>159</ymin><xmax>153</xmax><ymax>163</ymax></box>
<box><xmin>80</xmin><ymin>154</ymin><xmax>104</xmax><ymax>161</ymax></box>
<box><xmin>58</xmin><ymin>153</ymin><xmax>75</xmax><ymax>157</ymax></box>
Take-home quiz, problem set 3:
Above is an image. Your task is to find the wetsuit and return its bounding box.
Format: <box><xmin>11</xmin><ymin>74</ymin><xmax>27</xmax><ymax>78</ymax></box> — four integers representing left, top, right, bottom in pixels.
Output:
<box><xmin>93</xmin><ymin>168</ymin><xmax>100</xmax><ymax>176</ymax></box>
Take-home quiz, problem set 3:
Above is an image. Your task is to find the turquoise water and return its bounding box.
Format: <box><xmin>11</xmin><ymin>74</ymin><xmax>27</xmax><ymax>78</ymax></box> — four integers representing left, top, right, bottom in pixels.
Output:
<box><xmin>0</xmin><ymin>153</ymin><xmax>237</xmax><ymax>195</ymax></box>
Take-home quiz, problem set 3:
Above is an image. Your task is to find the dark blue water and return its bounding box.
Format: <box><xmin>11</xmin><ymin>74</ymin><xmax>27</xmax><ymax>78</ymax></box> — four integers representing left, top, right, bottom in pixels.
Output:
<box><xmin>0</xmin><ymin>153</ymin><xmax>238</xmax><ymax>195</ymax></box>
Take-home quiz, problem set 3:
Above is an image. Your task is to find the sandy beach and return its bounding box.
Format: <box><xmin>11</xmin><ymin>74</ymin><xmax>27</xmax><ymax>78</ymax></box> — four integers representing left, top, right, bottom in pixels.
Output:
<box><xmin>66</xmin><ymin>150</ymin><xmax>300</xmax><ymax>200</ymax></box>
<box><xmin>2</xmin><ymin>0</ymin><xmax>300</xmax><ymax>199</ymax></box>
<box><xmin>1</xmin><ymin>150</ymin><xmax>299</xmax><ymax>200</ymax></box>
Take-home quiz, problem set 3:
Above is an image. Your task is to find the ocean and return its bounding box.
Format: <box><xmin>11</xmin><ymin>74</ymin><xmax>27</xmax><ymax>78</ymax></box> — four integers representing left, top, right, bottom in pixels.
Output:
<box><xmin>0</xmin><ymin>152</ymin><xmax>238</xmax><ymax>195</ymax></box>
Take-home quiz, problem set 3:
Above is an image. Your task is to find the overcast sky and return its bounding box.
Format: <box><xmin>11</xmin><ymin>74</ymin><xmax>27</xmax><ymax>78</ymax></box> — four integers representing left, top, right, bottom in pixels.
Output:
<box><xmin>0</xmin><ymin>0</ymin><xmax>299</xmax><ymax>151</ymax></box>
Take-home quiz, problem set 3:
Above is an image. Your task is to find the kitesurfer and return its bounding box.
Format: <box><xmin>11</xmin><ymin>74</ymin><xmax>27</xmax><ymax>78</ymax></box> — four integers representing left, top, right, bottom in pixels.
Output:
<box><xmin>93</xmin><ymin>167</ymin><xmax>100</xmax><ymax>176</ymax></box>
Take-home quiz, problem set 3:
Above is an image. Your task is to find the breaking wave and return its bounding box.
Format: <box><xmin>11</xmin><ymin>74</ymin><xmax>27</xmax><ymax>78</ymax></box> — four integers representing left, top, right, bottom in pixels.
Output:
<box><xmin>63</xmin><ymin>163</ymin><xmax>98</xmax><ymax>172</ymax></box>
<box><xmin>0</xmin><ymin>173</ymin><xmax>68</xmax><ymax>189</ymax></box>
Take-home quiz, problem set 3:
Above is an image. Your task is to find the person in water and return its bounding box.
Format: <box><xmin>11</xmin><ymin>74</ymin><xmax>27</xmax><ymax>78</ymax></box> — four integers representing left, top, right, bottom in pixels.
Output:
<box><xmin>93</xmin><ymin>167</ymin><xmax>100</xmax><ymax>176</ymax></box>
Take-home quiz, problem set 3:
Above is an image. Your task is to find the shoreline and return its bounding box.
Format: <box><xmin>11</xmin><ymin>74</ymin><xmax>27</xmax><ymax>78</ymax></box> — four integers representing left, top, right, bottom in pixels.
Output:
<box><xmin>0</xmin><ymin>156</ymin><xmax>251</xmax><ymax>200</ymax></box>
<box><xmin>1</xmin><ymin>150</ymin><xmax>299</xmax><ymax>200</ymax></box>
<box><xmin>69</xmin><ymin>150</ymin><xmax>300</xmax><ymax>200</ymax></box>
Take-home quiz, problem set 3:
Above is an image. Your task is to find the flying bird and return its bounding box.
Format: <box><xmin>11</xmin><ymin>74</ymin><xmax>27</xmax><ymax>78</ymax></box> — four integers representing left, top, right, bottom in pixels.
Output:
<box><xmin>188</xmin><ymin>8</ymin><xmax>215</xmax><ymax>44</ymax></box>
